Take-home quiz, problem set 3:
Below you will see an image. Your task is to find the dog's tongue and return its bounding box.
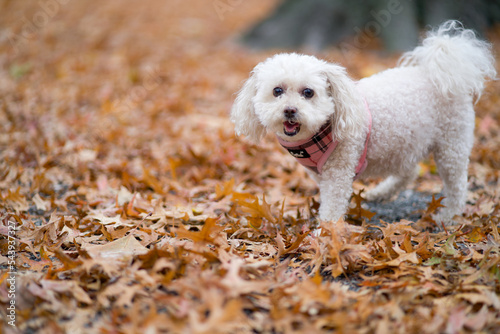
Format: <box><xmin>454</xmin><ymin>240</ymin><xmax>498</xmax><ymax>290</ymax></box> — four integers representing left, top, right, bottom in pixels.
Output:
<box><xmin>284</xmin><ymin>121</ymin><xmax>299</xmax><ymax>133</ymax></box>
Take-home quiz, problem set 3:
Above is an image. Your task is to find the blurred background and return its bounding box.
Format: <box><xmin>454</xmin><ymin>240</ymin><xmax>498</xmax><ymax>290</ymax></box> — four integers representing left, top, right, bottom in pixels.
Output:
<box><xmin>243</xmin><ymin>0</ymin><xmax>500</xmax><ymax>51</ymax></box>
<box><xmin>3</xmin><ymin>0</ymin><xmax>500</xmax><ymax>98</ymax></box>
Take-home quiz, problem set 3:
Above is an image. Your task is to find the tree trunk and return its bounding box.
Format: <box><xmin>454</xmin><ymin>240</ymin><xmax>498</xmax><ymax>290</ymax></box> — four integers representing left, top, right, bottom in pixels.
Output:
<box><xmin>241</xmin><ymin>0</ymin><xmax>500</xmax><ymax>52</ymax></box>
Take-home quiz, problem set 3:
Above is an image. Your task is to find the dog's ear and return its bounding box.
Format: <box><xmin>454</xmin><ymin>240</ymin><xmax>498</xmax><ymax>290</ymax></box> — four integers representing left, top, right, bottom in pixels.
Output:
<box><xmin>230</xmin><ymin>71</ymin><xmax>266</xmax><ymax>143</ymax></box>
<box><xmin>323</xmin><ymin>64</ymin><xmax>365</xmax><ymax>141</ymax></box>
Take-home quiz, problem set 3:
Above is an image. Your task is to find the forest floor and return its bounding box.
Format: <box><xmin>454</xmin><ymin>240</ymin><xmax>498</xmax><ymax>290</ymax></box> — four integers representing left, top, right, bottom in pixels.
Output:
<box><xmin>1</xmin><ymin>1</ymin><xmax>499</xmax><ymax>333</ymax></box>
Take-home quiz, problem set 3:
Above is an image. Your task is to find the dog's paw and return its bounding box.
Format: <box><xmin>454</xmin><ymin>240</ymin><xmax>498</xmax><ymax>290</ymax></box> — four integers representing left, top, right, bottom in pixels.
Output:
<box><xmin>365</xmin><ymin>188</ymin><xmax>392</xmax><ymax>202</ymax></box>
<box><xmin>432</xmin><ymin>211</ymin><xmax>460</xmax><ymax>226</ymax></box>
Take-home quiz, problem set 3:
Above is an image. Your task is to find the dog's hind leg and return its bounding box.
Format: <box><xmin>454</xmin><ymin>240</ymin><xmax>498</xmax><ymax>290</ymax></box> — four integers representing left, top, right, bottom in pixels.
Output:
<box><xmin>431</xmin><ymin>108</ymin><xmax>474</xmax><ymax>225</ymax></box>
<box><xmin>365</xmin><ymin>165</ymin><xmax>419</xmax><ymax>202</ymax></box>
<box><xmin>432</xmin><ymin>144</ymin><xmax>471</xmax><ymax>225</ymax></box>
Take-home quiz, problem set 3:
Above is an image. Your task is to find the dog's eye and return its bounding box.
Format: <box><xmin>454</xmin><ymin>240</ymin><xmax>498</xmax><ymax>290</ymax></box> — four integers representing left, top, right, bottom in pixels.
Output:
<box><xmin>273</xmin><ymin>87</ymin><xmax>284</xmax><ymax>97</ymax></box>
<box><xmin>302</xmin><ymin>88</ymin><xmax>314</xmax><ymax>99</ymax></box>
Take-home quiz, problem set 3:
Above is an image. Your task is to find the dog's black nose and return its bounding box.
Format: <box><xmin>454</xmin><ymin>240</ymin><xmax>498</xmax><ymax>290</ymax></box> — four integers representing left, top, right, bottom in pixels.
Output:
<box><xmin>284</xmin><ymin>107</ymin><xmax>297</xmax><ymax>118</ymax></box>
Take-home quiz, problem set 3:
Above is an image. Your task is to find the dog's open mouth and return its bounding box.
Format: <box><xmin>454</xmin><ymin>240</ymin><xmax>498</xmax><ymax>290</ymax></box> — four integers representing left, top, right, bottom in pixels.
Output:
<box><xmin>283</xmin><ymin>120</ymin><xmax>300</xmax><ymax>136</ymax></box>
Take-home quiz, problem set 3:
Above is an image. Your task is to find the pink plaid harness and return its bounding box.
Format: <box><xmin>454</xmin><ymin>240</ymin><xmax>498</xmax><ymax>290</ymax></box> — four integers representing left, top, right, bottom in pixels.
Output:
<box><xmin>277</xmin><ymin>100</ymin><xmax>372</xmax><ymax>176</ymax></box>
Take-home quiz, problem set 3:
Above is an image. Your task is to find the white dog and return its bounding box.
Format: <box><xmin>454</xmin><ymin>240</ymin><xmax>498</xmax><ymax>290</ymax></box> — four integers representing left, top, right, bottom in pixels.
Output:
<box><xmin>231</xmin><ymin>21</ymin><xmax>496</xmax><ymax>226</ymax></box>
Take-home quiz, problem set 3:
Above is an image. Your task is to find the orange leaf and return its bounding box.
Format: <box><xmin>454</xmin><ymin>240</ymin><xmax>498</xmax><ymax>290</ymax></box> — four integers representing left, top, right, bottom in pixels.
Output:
<box><xmin>402</xmin><ymin>232</ymin><xmax>413</xmax><ymax>253</ymax></box>
<box><xmin>142</xmin><ymin>167</ymin><xmax>164</xmax><ymax>194</ymax></box>
<box><xmin>53</xmin><ymin>248</ymin><xmax>82</xmax><ymax>270</ymax></box>
<box><xmin>425</xmin><ymin>195</ymin><xmax>445</xmax><ymax>215</ymax></box>
<box><xmin>463</xmin><ymin>227</ymin><xmax>486</xmax><ymax>243</ymax></box>
<box><xmin>215</xmin><ymin>178</ymin><xmax>235</xmax><ymax>200</ymax></box>
<box><xmin>311</xmin><ymin>269</ymin><xmax>323</xmax><ymax>286</ymax></box>
<box><xmin>168</xmin><ymin>157</ymin><xmax>183</xmax><ymax>180</ymax></box>
<box><xmin>280</xmin><ymin>232</ymin><xmax>309</xmax><ymax>256</ymax></box>
<box><xmin>275</xmin><ymin>232</ymin><xmax>286</xmax><ymax>256</ymax></box>
<box><xmin>174</xmin><ymin>217</ymin><xmax>225</xmax><ymax>245</ymax></box>
<box><xmin>124</xmin><ymin>193</ymin><xmax>143</xmax><ymax>218</ymax></box>
<box><xmin>348</xmin><ymin>190</ymin><xmax>376</xmax><ymax>221</ymax></box>
<box><xmin>233</xmin><ymin>193</ymin><xmax>275</xmax><ymax>223</ymax></box>
<box><xmin>371</xmin><ymin>251</ymin><xmax>420</xmax><ymax>270</ymax></box>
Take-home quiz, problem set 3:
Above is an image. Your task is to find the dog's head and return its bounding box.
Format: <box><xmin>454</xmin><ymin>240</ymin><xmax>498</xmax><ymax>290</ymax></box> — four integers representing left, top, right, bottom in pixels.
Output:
<box><xmin>231</xmin><ymin>53</ymin><xmax>365</xmax><ymax>143</ymax></box>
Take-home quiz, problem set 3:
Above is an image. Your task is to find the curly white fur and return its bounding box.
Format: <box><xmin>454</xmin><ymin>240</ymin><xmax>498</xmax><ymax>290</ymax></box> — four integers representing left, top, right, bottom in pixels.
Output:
<box><xmin>231</xmin><ymin>21</ymin><xmax>496</xmax><ymax>226</ymax></box>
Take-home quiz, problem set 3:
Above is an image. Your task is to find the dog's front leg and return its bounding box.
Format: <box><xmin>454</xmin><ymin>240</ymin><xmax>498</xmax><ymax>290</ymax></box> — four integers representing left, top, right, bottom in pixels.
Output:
<box><xmin>317</xmin><ymin>169</ymin><xmax>354</xmax><ymax>222</ymax></box>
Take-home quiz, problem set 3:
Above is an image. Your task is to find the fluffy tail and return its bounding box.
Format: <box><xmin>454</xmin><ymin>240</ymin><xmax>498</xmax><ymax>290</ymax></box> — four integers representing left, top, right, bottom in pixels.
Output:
<box><xmin>399</xmin><ymin>20</ymin><xmax>496</xmax><ymax>101</ymax></box>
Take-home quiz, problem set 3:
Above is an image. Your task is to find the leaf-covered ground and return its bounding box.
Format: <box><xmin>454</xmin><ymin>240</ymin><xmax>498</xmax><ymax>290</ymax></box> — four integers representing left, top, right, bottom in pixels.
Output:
<box><xmin>1</xmin><ymin>1</ymin><xmax>500</xmax><ymax>333</ymax></box>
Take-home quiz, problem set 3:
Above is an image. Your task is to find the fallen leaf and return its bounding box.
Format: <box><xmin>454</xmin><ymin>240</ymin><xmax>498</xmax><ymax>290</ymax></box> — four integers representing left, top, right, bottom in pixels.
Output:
<box><xmin>83</xmin><ymin>234</ymin><xmax>149</xmax><ymax>259</ymax></box>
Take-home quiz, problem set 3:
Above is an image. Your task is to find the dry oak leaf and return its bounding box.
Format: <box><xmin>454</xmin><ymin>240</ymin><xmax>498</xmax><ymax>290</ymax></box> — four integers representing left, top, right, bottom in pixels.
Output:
<box><xmin>97</xmin><ymin>278</ymin><xmax>148</xmax><ymax>308</ymax></box>
<box><xmin>32</xmin><ymin>193</ymin><xmax>50</xmax><ymax>211</ymax></box>
<box><xmin>188</xmin><ymin>290</ymin><xmax>244</xmax><ymax>334</ymax></box>
<box><xmin>276</xmin><ymin>231</ymin><xmax>309</xmax><ymax>257</ymax></box>
<box><xmin>232</xmin><ymin>193</ymin><xmax>276</xmax><ymax>223</ymax></box>
<box><xmin>215</xmin><ymin>178</ymin><xmax>235</xmax><ymax>200</ymax></box>
<box><xmin>219</xmin><ymin>255</ymin><xmax>269</xmax><ymax>297</ymax></box>
<box><xmin>370</xmin><ymin>251</ymin><xmax>421</xmax><ymax>270</ymax></box>
<box><xmin>28</xmin><ymin>279</ymin><xmax>93</xmax><ymax>305</ymax></box>
<box><xmin>82</xmin><ymin>234</ymin><xmax>149</xmax><ymax>259</ymax></box>
<box><xmin>348</xmin><ymin>190</ymin><xmax>376</xmax><ymax>221</ymax></box>
<box><xmin>87</xmin><ymin>211</ymin><xmax>136</xmax><ymax>227</ymax></box>
<box><xmin>173</xmin><ymin>217</ymin><xmax>226</xmax><ymax>246</ymax></box>
<box><xmin>462</xmin><ymin>256</ymin><xmax>500</xmax><ymax>285</ymax></box>
<box><xmin>2</xmin><ymin>187</ymin><xmax>29</xmax><ymax>213</ymax></box>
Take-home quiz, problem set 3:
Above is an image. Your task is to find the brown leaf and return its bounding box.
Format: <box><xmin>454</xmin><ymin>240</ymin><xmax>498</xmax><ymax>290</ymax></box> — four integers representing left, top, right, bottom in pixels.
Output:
<box><xmin>174</xmin><ymin>217</ymin><xmax>226</xmax><ymax>247</ymax></box>
<box><xmin>83</xmin><ymin>234</ymin><xmax>149</xmax><ymax>259</ymax></box>
<box><xmin>142</xmin><ymin>167</ymin><xmax>164</xmax><ymax>194</ymax></box>
<box><xmin>426</xmin><ymin>195</ymin><xmax>446</xmax><ymax>215</ymax></box>
<box><xmin>215</xmin><ymin>178</ymin><xmax>235</xmax><ymax>200</ymax></box>
<box><xmin>233</xmin><ymin>193</ymin><xmax>276</xmax><ymax>223</ymax></box>
<box><xmin>371</xmin><ymin>251</ymin><xmax>420</xmax><ymax>270</ymax></box>
<box><xmin>347</xmin><ymin>189</ymin><xmax>376</xmax><ymax>221</ymax></box>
